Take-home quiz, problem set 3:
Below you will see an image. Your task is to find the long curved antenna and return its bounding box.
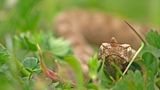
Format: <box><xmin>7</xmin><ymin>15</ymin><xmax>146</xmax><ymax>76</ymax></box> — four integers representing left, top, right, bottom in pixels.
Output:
<box><xmin>124</xmin><ymin>21</ymin><xmax>147</xmax><ymax>44</ymax></box>
<box><xmin>120</xmin><ymin>21</ymin><xmax>146</xmax><ymax>80</ymax></box>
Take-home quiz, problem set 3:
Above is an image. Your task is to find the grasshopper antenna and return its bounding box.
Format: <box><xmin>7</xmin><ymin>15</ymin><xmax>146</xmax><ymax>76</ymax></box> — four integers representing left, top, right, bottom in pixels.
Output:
<box><xmin>124</xmin><ymin>21</ymin><xmax>147</xmax><ymax>45</ymax></box>
<box><xmin>120</xmin><ymin>21</ymin><xmax>146</xmax><ymax>80</ymax></box>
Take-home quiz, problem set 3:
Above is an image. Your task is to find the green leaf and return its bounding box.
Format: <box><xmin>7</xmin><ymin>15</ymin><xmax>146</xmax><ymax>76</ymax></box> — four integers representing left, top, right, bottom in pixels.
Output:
<box><xmin>23</xmin><ymin>57</ymin><xmax>39</xmax><ymax>72</ymax></box>
<box><xmin>146</xmin><ymin>30</ymin><xmax>160</xmax><ymax>49</ymax></box>
<box><xmin>88</xmin><ymin>55</ymin><xmax>100</xmax><ymax>80</ymax></box>
<box><xmin>23</xmin><ymin>36</ymin><xmax>37</xmax><ymax>51</ymax></box>
<box><xmin>14</xmin><ymin>58</ymin><xmax>30</xmax><ymax>77</ymax></box>
<box><xmin>49</xmin><ymin>37</ymin><xmax>72</xmax><ymax>57</ymax></box>
<box><xmin>99</xmin><ymin>69</ymin><xmax>113</xmax><ymax>88</ymax></box>
<box><xmin>98</xmin><ymin>58</ymin><xmax>113</xmax><ymax>88</ymax></box>
<box><xmin>140</xmin><ymin>45</ymin><xmax>160</xmax><ymax>59</ymax></box>
<box><xmin>0</xmin><ymin>44</ymin><xmax>9</xmax><ymax>66</ymax></box>
<box><xmin>142</xmin><ymin>52</ymin><xmax>158</xmax><ymax>75</ymax></box>
<box><xmin>64</xmin><ymin>55</ymin><xmax>84</xmax><ymax>89</ymax></box>
<box><xmin>86</xmin><ymin>83</ymin><xmax>99</xmax><ymax>90</ymax></box>
<box><xmin>0</xmin><ymin>72</ymin><xmax>14</xmax><ymax>90</ymax></box>
<box><xmin>156</xmin><ymin>78</ymin><xmax>160</xmax><ymax>89</ymax></box>
<box><xmin>15</xmin><ymin>33</ymin><xmax>37</xmax><ymax>51</ymax></box>
<box><xmin>113</xmin><ymin>70</ymin><xmax>144</xmax><ymax>90</ymax></box>
<box><xmin>142</xmin><ymin>52</ymin><xmax>158</xmax><ymax>90</ymax></box>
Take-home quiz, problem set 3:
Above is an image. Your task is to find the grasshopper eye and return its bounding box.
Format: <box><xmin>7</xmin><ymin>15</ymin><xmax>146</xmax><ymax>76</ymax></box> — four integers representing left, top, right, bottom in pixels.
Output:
<box><xmin>120</xmin><ymin>44</ymin><xmax>130</xmax><ymax>49</ymax></box>
<box><xmin>102</xmin><ymin>43</ymin><xmax>111</xmax><ymax>49</ymax></box>
<box><xmin>98</xmin><ymin>43</ymin><xmax>110</xmax><ymax>60</ymax></box>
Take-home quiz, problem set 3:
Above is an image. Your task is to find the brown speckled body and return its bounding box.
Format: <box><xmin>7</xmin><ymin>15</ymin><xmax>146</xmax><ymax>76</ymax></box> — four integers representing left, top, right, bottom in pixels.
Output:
<box><xmin>98</xmin><ymin>37</ymin><xmax>136</xmax><ymax>77</ymax></box>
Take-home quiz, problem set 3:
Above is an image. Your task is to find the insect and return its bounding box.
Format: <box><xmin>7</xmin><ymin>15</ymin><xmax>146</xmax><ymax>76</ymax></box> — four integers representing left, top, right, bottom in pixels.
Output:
<box><xmin>98</xmin><ymin>21</ymin><xmax>146</xmax><ymax>79</ymax></box>
<box><xmin>98</xmin><ymin>37</ymin><xmax>136</xmax><ymax>78</ymax></box>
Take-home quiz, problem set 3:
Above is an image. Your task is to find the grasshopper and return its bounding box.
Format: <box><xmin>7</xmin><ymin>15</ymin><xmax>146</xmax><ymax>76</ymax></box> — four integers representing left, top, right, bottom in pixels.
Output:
<box><xmin>98</xmin><ymin>21</ymin><xmax>146</xmax><ymax>80</ymax></box>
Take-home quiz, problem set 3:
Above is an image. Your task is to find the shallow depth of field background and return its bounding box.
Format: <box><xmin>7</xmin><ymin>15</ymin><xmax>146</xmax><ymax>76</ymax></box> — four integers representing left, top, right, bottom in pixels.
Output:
<box><xmin>0</xmin><ymin>0</ymin><xmax>160</xmax><ymax>90</ymax></box>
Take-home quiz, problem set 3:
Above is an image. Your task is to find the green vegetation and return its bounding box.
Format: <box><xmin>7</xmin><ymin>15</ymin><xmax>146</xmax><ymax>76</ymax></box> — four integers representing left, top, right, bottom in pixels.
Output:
<box><xmin>0</xmin><ymin>0</ymin><xmax>160</xmax><ymax>90</ymax></box>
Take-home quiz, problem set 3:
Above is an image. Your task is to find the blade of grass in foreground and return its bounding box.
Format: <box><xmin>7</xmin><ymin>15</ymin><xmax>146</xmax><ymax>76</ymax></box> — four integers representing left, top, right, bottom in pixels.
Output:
<box><xmin>64</xmin><ymin>55</ymin><xmax>85</xmax><ymax>89</ymax></box>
